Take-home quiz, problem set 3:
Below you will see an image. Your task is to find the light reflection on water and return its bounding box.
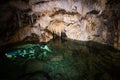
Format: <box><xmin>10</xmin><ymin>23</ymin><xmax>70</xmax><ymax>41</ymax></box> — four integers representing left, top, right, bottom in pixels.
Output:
<box><xmin>0</xmin><ymin>39</ymin><xmax>120</xmax><ymax>80</ymax></box>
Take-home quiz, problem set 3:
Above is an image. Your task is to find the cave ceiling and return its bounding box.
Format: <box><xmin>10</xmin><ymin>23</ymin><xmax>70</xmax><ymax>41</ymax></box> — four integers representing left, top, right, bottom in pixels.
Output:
<box><xmin>0</xmin><ymin>0</ymin><xmax>120</xmax><ymax>49</ymax></box>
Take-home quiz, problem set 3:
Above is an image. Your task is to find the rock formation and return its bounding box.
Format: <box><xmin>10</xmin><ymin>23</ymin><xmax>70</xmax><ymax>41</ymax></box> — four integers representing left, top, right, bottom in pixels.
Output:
<box><xmin>0</xmin><ymin>0</ymin><xmax>120</xmax><ymax>50</ymax></box>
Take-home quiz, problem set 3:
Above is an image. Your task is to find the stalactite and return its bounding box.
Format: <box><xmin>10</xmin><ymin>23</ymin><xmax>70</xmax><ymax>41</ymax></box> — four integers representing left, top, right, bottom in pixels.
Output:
<box><xmin>118</xmin><ymin>20</ymin><xmax>120</xmax><ymax>49</ymax></box>
<box><xmin>0</xmin><ymin>0</ymin><xmax>119</xmax><ymax>50</ymax></box>
<box><xmin>81</xmin><ymin>0</ymin><xmax>86</xmax><ymax>16</ymax></box>
<box><xmin>17</xmin><ymin>11</ymin><xmax>22</xmax><ymax>28</ymax></box>
<box><xmin>30</xmin><ymin>15</ymin><xmax>33</xmax><ymax>25</ymax></box>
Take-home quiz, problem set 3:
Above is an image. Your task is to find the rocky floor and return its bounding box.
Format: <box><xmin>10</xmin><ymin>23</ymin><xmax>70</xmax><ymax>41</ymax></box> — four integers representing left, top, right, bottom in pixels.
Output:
<box><xmin>0</xmin><ymin>39</ymin><xmax>120</xmax><ymax>80</ymax></box>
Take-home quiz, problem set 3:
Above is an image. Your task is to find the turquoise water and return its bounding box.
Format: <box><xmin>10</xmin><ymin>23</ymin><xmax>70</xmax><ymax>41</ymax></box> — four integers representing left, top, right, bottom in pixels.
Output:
<box><xmin>0</xmin><ymin>39</ymin><xmax>120</xmax><ymax>80</ymax></box>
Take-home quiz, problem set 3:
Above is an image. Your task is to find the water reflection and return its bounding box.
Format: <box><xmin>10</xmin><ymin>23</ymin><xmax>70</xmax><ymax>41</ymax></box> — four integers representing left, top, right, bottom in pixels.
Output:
<box><xmin>0</xmin><ymin>39</ymin><xmax>120</xmax><ymax>80</ymax></box>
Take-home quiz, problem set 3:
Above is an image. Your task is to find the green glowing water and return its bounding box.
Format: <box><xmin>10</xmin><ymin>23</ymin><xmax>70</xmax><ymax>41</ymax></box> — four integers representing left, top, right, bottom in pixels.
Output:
<box><xmin>0</xmin><ymin>39</ymin><xmax>120</xmax><ymax>80</ymax></box>
<box><xmin>5</xmin><ymin>44</ymin><xmax>52</xmax><ymax>60</ymax></box>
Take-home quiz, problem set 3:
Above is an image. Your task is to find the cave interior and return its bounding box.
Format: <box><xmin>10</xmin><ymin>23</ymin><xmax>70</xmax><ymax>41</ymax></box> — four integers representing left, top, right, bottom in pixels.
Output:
<box><xmin>0</xmin><ymin>0</ymin><xmax>120</xmax><ymax>80</ymax></box>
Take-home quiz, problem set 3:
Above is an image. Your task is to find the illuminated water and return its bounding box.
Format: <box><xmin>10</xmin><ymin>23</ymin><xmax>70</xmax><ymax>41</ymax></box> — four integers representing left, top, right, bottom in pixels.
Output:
<box><xmin>0</xmin><ymin>39</ymin><xmax>120</xmax><ymax>80</ymax></box>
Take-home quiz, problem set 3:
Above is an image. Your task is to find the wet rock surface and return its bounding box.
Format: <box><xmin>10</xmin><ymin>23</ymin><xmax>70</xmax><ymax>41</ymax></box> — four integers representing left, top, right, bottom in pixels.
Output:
<box><xmin>0</xmin><ymin>39</ymin><xmax>120</xmax><ymax>80</ymax></box>
<box><xmin>0</xmin><ymin>0</ymin><xmax>120</xmax><ymax>50</ymax></box>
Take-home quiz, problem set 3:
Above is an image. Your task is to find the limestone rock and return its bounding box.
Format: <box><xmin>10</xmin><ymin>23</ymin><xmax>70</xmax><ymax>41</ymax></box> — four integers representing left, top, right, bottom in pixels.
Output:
<box><xmin>47</xmin><ymin>20</ymin><xmax>67</xmax><ymax>36</ymax></box>
<box><xmin>39</xmin><ymin>29</ymin><xmax>53</xmax><ymax>43</ymax></box>
<box><xmin>0</xmin><ymin>0</ymin><xmax>119</xmax><ymax>50</ymax></box>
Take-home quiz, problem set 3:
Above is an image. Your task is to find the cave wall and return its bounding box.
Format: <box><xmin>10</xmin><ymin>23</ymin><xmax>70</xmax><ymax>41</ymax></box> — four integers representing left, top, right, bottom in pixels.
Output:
<box><xmin>0</xmin><ymin>0</ymin><xmax>120</xmax><ymax>50</ymax></box>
